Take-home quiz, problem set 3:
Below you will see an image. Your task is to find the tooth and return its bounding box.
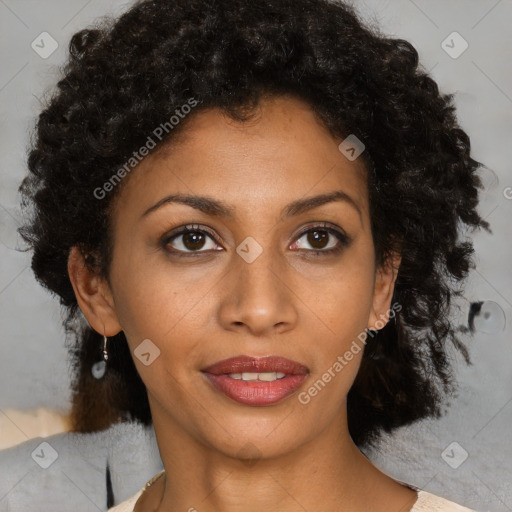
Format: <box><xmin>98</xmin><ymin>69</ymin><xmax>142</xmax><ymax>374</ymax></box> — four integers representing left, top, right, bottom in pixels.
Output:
<box><xmin>258</xmin><ymin>372</ymin><xmax>277</xmax><ymax>381</ymax></box>
<box><xmin>232</xmin><ymin>372</ymin><xmax>288</xmax><ymax>381</ymax></box>
<box><xmin>241</xmin><ymin>372</ymin><xmax>260</xmax><ymax>381</ymax></box>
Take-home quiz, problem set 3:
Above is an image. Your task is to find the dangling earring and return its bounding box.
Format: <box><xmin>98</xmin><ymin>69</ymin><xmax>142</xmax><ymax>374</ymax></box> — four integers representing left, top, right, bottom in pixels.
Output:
<box><xmin>92</xmin><ymin>334</ymin><xmax>109</xmax><ymax>379</ymax></box>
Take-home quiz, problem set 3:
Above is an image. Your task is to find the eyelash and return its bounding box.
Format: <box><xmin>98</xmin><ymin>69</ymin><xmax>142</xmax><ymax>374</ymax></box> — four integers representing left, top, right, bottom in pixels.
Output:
<box><xmin>160</xmin><ymin>222</ymin><xmax>351</xmax><ymax>258</ymax></box>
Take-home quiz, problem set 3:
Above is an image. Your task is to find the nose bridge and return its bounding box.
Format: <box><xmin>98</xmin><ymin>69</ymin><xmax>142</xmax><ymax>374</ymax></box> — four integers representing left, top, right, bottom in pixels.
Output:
<box><xmin>219</xmin><ymin>235</ymin><xmax>297</xmax><ymax>334</ymax></box>
<box><xmin>237</xmin><ymin>240</ymin><xmax>280</xmax><ymax>296</ymax></box>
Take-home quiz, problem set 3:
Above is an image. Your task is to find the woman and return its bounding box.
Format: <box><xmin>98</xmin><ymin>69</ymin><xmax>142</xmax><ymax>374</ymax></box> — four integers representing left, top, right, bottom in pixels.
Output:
<box><xmin>18</xmin><ymin>0</ymin><xmax>488</xmax><ymax>510</ymax></box>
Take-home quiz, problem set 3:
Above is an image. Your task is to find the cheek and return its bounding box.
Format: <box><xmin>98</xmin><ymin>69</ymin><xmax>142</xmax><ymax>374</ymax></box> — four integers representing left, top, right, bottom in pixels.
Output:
<box><xmin>108</xmin><ymin>248</ymin><xmax>220</xmax><ymax>381</ymax></box>
<box><xmin>294</xmin><ymin>245</ymin><xmax>376</xmax><ymax>394</ymax></box>
<box><xmin>109</xmin><ymin>239</ymin><xmax>204</xmax><ymax>332</ymax></box>
<box><xmin>290</xmin><ymin>249</ymin><xmax>376</xmax><ymax>336</ymax></box>
<box><xmin>297</xmin><ymin>279</ymin><xmax>372</xmax><ymax>417</ymax></box>
<box><xmin>312</xmin><ymin>278</ymin><xmax>371</xmax><ymax>376</ymax></box>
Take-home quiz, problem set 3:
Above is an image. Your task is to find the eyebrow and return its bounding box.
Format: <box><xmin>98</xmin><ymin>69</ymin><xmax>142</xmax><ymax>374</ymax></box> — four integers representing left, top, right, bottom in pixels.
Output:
<box><xmin>140</xmin><ymin>190</ymin><xmax>362</xmax><ymax>221</ymax></box>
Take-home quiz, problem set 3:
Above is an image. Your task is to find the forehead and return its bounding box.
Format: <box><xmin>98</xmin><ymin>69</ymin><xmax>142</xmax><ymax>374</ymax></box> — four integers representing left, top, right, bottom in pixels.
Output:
<box><xmin>112</xmin><ymin>95</ymin><xmax>369</xmax><ymax>221</ymax></box>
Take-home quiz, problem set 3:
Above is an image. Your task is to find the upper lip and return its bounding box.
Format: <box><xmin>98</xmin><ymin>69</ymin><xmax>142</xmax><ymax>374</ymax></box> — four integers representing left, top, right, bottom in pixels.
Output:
<box><xmin>201</xmin><ymin>356</ymin><xmax>309</xmax><ymax>376</ymax></box>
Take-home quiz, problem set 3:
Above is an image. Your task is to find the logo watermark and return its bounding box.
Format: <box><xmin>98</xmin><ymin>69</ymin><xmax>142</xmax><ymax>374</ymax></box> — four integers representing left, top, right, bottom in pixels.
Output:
<box><xmin>94</xmin><ymin>97</ymin><xmax>199</xmax><ymax>200</ymax></box>
<box><xmin>298</xmin><ymin>301</ymin><xmax>402</xmax><ymax>404</ymax></box>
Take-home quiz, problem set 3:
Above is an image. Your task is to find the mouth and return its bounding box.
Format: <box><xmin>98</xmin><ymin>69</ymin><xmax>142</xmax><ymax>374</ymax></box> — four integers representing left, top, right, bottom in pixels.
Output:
<box><xmin>201</xmin><ymin>355</ymin><xmax>309</xmax><ymax>406</ymax></box>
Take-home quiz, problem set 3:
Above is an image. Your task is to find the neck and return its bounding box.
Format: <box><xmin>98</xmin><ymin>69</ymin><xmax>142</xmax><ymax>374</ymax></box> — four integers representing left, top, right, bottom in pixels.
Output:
<box><xmin>139</xmin><ymin>401</ymin><xmax>417</xmax><ymax>512</ymax></box>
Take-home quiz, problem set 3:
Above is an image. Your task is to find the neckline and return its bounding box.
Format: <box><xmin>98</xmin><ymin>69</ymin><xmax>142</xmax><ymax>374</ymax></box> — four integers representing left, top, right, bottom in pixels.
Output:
<box><xmin>135</xmin><ymin>471</ymin><xmax>422</xmax><ymax>511</ymax></box>
<box><xmin>132</xmin><ymin>469</ymin><xmax>166</xmax><ymax>512</ymax></box>
<box><xmin>142</xmin><ymin>469</ymin><xmax>165</xmax><ymax>491</ymax></box>
<box><xmin>392</xmin><ymin>478</ymin><xmax>421</xmax><ymax>511</ymax></box>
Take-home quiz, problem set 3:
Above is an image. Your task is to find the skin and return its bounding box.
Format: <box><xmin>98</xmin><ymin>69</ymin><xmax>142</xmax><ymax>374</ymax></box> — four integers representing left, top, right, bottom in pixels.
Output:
<box><xmin>68</xmin><ymin>94</ymin><xmax>417</xmax><ymax>512</ymax></box>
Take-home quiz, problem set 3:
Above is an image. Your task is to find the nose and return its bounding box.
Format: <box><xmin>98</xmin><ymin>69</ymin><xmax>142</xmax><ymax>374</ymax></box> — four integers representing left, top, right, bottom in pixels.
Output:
<box><xmin>217</xmin><ymin>245</ymin><xmax>299</xmax><ymax>337</ymax></box>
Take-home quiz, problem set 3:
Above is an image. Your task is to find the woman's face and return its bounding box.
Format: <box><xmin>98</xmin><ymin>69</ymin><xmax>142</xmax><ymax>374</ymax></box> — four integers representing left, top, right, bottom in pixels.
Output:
<box><xmin>80</xmin><ymin>94</ymin><xmax>398</xmax><ymax>459</ymax></box>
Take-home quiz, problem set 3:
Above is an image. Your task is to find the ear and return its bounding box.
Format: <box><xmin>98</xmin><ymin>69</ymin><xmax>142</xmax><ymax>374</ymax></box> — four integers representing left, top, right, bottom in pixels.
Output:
<box><xmin>67</xmin><ymin>246</ymin><xmax>122</xmax><ymax>336</ymax></box>
<box><xmin>368</xmin><ymin>250</ymin><xmax>401</xmax><ymax>330</ymax></box>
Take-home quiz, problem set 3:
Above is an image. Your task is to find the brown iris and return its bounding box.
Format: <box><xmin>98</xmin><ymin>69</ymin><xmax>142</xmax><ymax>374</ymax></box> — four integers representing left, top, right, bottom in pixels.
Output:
<box><xmin>182</xmin><ymin>231</ymin><xmax>206</xmax><ymax>251</ymax></box>
<box><xmin>307</xmin><ymin>229</ymin><xmax>329</xmax><ymax>249</ymax></box>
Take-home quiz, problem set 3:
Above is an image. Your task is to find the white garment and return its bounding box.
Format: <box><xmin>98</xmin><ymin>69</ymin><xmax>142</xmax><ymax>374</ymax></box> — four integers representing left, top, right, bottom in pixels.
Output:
<box><xmin>108</xmin><ymin>470</ymin><xmax>477</xmax><ymax>511</ymax></box>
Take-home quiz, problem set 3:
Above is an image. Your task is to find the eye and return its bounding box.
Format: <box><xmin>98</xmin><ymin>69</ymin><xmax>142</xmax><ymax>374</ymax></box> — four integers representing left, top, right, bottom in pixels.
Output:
<box><xmin>161</xmin><ymin>222</ymin><xmax>350</xmax><ymax>257</ymax></box>
<box><xmin>162</xmin><ymin>224</ymin><xmax>221</xmax><ymax>255</ymax></box>
<box><xmin>290</xmin><ymin>223</ymin><xmax>350</xmax><ymax>256</ymax></box>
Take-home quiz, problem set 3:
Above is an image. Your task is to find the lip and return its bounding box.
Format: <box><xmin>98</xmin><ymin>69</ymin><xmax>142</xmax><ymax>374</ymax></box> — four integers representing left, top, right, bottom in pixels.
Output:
<box><xmin>202</xmin><ymin>355</ymin><xmax>309</xmax><ymax>375</ymax></box>
<box><xmin>201</xmin><ymin>355</ymin><xmax>309</xmax><ymax>406</ymax></box>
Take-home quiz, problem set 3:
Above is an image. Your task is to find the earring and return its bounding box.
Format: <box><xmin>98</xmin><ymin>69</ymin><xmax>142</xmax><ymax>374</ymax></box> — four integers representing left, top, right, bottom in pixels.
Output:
<box><xmin>92</xmin><ymin>335</ymin><xmax>109</xmax><ymax>379</ymax></box>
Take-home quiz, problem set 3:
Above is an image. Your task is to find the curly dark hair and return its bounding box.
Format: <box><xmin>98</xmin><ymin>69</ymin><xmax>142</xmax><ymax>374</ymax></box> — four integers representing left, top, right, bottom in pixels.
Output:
<box><xmin>18</xmin><ymin>0</ymin><xmax>490</xmax><ymax>450</ymax></box>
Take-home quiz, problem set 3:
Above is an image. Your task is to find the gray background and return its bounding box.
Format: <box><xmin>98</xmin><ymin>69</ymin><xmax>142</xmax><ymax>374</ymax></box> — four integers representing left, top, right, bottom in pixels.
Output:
<box><xmin>0</xmin><ymin>0</ymin><xmax>511</xmax><ymax>510</ymax></box>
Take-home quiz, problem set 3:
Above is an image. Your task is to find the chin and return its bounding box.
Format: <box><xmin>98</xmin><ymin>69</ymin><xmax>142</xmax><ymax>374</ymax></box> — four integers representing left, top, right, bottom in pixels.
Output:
<box><xmin>202</xmin><ymin>421</ymin><xmax>308</xmax><ymax>462</ymax></box>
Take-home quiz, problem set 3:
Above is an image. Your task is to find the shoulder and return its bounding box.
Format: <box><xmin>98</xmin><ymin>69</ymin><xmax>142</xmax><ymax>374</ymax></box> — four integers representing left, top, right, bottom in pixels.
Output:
<box><xmin>411</xmin><ymin>489</ymin><xmax>476</xmax><ymax>511</ymax></box>
<box><xmin>108</xmin><ymin>469</ymin><xmax>165</xmax><ymax>512</ymax></box>
<box><xmin>107</xmin><ymin>489</ymin><xmax>143</xmax><ymax>512</ymax></box>
<box><xmin>107</xmin><ymin>488</ymin><xmax>143</xmax><ymax>512</ymax></box>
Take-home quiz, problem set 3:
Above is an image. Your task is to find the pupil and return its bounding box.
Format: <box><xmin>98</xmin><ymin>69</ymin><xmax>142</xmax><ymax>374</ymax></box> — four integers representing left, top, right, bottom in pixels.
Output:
<box><xmin>184</xmin><ymin>232</ymin><xmax>205</xmax><ymax>250</ymax></box>
<box><xmin>308</xmin><ymin>230</ymin><xmax>328</xmax><ymax>249</ymax></box>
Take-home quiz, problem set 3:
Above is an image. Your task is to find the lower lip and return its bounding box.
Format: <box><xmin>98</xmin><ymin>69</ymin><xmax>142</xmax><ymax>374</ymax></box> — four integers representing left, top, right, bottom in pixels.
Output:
<box><xmin>202</xmin><ymin>373</ymin><xmax>308</xmax><ymax>406</ymax></box>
